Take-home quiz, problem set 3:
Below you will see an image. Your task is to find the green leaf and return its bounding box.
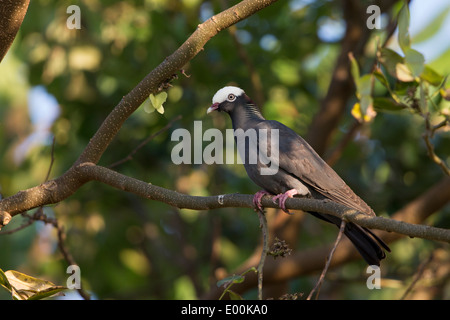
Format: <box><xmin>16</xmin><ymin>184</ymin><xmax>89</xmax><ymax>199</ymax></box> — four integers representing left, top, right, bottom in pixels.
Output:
<box><xmin>378</xmin><ymin>48</ymin><xmax>414</xmax><ymax>82</ymax></box>
<box><xmin>227</xmin><ymin>290</ymin><xmax>244</xmax><ymax>300</ymax></box>
<box><xmin>360</xmin><ymin>94</ymin><xmax>373</xmax><ymax>114</ymax></box>
<box><xmin>394</xmin><ymin>81</ymin><xmax>418</xmax><ymax>96</ymax></box>
<box><xmin>373</xmin><ymin>97</ymin><xmax>407</xmax><ymax>112</ymax></box>
<box><xmin>398</xmin><ymin>2</ymin><xmax>411</xmax><ymax>52</ymax></box>
<box><xmin>373</xmin><ymin>68</ymin><xmax>391</xmax><ymax>90</ymax></box>
<box><xmin>27</xmin><ymin>286</ymin><xmax>67</xmax><ymax>300</ymax></box>
<box><xmin>2</xmin><ymin>270</ymin><xmax>67</xmax><ymax>300</ymax></box>
<box><xmin>374</xmin><ymin>68</ymin><xmax>401</xmax><ymax>102</ymax></box>
<box><xmin>429</xmin><ymin>47</ymin><xmax>450</xmax><ymax>76</ymax></box>
<box><xmin>149</xmin><ymin>92</ymin><xmax>167</xmax><ymax>114</ymax></box>
<box><xmin>395</xmin><ymin>63</ymin><xmax>415</xmax><ymax>82</ymax></box>
<box><xmin>419</xmin><ymin>81</ymin><xmax>426</xmax><ymax>111</ymax></box>
<box><xmin>0</xmin><ymin>268</ymin><xmax>12</xmax><ymax>293</ymax></box>
<box><xmin>349</xmin><ymin>53</ymin><xmax>373</xmax><ymax>98</ymax></box>
<box><xmin>412</xmin><ymin>6</ymin><xmax>450</xmax><ymax>44</ymax></box>
<box><xmin>379</xmin><ymin>47</ymin><xmax>404</xmax><ymax>65</ymax></box>
<box><xmin>358</xmin><ymin>74</ymin><xmax>373</xmax><ymax>97</ymax></box>
<box><xmin>349</xmin><ymin>53</ymin><xmax>377</xmax><ymax>123</ymax></box>
<box><xmin>217</xmin><ymin>274</ymin><xmax>245</xmax><ymax>288</ymax></box>
<box><xmin>421</xmin><ymin>65</ymin><xmax>444</xmax><ymax>86</ymax></box>
<box><xmin>349</xmin><ymin>52</ymin><xmax>360</xmax><ymax>89</ymax></box>
<box><xmin>404</xmin><ymin>48</ymin><xmax>425</xmax><ymax>78</ymax></box>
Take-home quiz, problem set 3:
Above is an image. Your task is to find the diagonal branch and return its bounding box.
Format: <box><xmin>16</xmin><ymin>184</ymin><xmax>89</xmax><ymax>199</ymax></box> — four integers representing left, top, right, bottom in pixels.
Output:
<box><xmin>75</xmin><ymin>0</ymin><xmax>279</xmax><ymax>166</ymax></box>
<box><xmin>0</xmin><ymin>0</ymin><xmax>279</xmax><ymax>225</ymax></box>
<box><xmin>108</xmin><ymin>115</ymin><xmax>182</xmax><ymax>169</ymax></box>
<box><xmin>0</xmin><ymin>0</ymin><xmax>30</xmax><ymax>63</ymax></box>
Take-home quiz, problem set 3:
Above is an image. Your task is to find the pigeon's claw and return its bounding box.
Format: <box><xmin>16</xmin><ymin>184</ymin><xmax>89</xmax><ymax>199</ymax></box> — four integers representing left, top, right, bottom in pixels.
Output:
<box><xmin>253</xmin><ymin>190</ymin><xmax>271</xmax><ymax>212</ymax></box>
<box><xmin>273</xmin><ymin>189</ymin><xmax>298</xmax><ymax>214</ymax></box>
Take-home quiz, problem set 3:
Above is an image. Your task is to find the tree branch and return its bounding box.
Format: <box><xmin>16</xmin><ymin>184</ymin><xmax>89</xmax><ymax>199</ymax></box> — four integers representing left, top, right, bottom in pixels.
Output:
<box><xmin>0</xmin><ymin>0</ymin><xmax>279</xmax><ymax>225</ymax></box>
<box><xmin>3</xmin><ymin>163</ymin><xmax>448</xmax><ymax>243</ymax></box>
<box><xmin>201</xmin><ymin>176</ymin><xmax>450</xmax><ymax>299</ymax></box>
<box><xmin>0</xmin><ymin>0</ymin><xmax>30</xmax><ymax>63</ymax></box>
<box><xmin>79</xmin><ymin>166</ymin><xmax>450</xmax><ymax>243</ymax></box>
<box><xmin>74</xmin><ymin>0</ymin><xmax>279</xmax><ymax>166</ymax></box>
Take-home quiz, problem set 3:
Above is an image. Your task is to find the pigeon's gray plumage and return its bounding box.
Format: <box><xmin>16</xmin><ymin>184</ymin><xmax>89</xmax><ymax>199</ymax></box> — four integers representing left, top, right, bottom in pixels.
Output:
<box><xmin>208</xmin><ymin>86</ymin><xmax>390</xmax><ymax>266</ymax></box>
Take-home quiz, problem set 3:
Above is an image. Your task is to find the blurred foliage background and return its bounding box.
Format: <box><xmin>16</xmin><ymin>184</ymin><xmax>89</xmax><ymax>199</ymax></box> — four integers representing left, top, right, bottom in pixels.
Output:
<box><xmin>0</xmin><ymin>0</ymin><xmax>449</xmax><ymax>299</ymax></box>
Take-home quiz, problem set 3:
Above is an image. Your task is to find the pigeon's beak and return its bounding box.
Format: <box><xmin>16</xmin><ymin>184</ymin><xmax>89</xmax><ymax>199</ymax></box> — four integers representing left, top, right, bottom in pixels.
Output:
<box><xmin>207</xmin><ymin>103</ymin><xmax>219</xmax><ymax>114</ymax></box>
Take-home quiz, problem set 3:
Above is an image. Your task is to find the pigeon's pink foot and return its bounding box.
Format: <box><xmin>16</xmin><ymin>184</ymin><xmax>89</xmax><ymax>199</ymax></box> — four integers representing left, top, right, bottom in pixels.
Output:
<box><xmin>272</xmin><ymin>189</ymin><xmax>299</xmax><ymax>214</ymax></box>
<box><xmin>253</xmin><ymin>190</ymin><xmax>271</xmax><ymax>212</ymax></box>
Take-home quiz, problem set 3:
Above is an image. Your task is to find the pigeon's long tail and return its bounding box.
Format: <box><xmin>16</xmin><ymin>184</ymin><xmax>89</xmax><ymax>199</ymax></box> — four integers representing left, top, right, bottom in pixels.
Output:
<box><xmin>341</xmin><ymin>222</ymin><xmax>389</xmax><ymax>266</ymax></box>
<box><xmin>309</xmin><ymin>212</ymin><xmax>390</xmax><ymax>266</ymax></box>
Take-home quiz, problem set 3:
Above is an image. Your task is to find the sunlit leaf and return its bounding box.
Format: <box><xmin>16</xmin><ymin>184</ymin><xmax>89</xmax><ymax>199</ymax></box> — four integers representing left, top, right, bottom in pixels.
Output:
<box><xmin>351</xmin><ymin>101</ymin><xmax>376</xmax><ymax>123</ymax></box>
<box><xmin>149</xmin><ymin>92</ymin><xmax>167</xmax><ymax>114</ymax></box>
<box><xmin>27</xmin><ymin>286</ymin><xmax>67</xmax><ymax>300</ymax></box>
<box><xmin>349</xmin><ymin>53</ymin><xmax>372</xmax><ymax>98</ymax></box>
<box><xmin>3</xmin><ymin>270</ymin><xmax>66</xmax><ymax>300</ymax></box>
<box><xmin>395</xmin><ymin>62</ymin><xmax>415</xmax><ymax>82</ymax></box>
<box><xmin>156</xmin><ymin>105</ymin><xmax>165</xmax><ymax>114</ymax></box>
<box><xmin>398</xmin><ymin>2</ymin><xmax>411</xmax><ymax>52</ymax></box>
<box><xmin>421</xmin><ymin>65</ymin><xmax>444</xmax><ymax>86</ymax></box>
<box><xmin>351</xmin><ymin>102</ymin><xmax>363</xmax><ymax>122</ymax></box>
<box><xmin>0</xmin><ymin>268</ymin><xmax>12</xmax><ymax>292</ymax></box>
<box><xmin>379</xmin><ymin>48</ymin><xmax>414</xmax><ymax>82</ymax></box>
<box><xmin>358</xmin><ymin>74</ymin><xmax>373</xmax><ymax>97</ymax></box>
<box><xmin>404</xmin><ymin>48</ymin><xmax>424</xmax><ymax>78</ymax></box>
<box><xmin>379</xmin><ymin>48</ymin><xmax>403</xmax><ymax>66</ymax></box>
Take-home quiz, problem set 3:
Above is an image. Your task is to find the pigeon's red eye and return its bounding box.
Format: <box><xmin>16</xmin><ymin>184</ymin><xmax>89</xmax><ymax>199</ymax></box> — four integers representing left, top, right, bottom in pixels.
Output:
<box><xmin>227</xmin><ymin>94</ymin><xmax>236</xmax><ymax>102</ymax></box>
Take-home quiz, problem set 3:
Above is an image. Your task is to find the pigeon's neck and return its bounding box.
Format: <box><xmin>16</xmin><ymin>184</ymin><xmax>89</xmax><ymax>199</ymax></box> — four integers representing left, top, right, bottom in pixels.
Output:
<box><xmin>229</xmin><ymin>104</ymin><xmax>265</xmax><ymax>130</ymax></box>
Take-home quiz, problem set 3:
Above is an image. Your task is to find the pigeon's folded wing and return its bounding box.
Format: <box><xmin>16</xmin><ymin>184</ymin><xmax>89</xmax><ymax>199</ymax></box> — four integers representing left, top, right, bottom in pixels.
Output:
<box><xmin>254</xmin><ymin>120</ymin><xmax>375</xmax><ymax>216</ymax></box>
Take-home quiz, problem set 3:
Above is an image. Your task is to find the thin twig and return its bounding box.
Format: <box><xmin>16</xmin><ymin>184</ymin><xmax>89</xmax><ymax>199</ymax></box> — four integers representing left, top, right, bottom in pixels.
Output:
<box><xmin>399</xmin><ymin>252</ymin><xmax>434</xmax><ymax>300</ymax></box>
<box><xmin>1</xmin><ymin>137</ymin><xmax>56</xmax><ymax>235</ymax></box>
<box><xmin>0</xmin><ymin>213</ymin><xmax>33</xmax><ymax>235</ymax></box>
<box><xmin>43</xmin><ymin>134</ymin><xmax>91</xmax><ymax>300</ymax></box>
<box><xmin>307</xmin><ymin>220</ymin><xmax>346</xmax><ymax>300</ymax></box>
<box><xmin>422</xmin><ymin>132</ymin><xmax>450</xmax><ymax>176</ymax></box>
<box><xmin>54</xmin><ymin>220</ymin><xmax>91</xmax><ymax>300</ymax></box>
<box><xmin>44</xmin><ymin>136</ymin><xmax>56</xmax><ymax>182</ymax></box>
<box><xmin>422</xmin><ymin>112</ymin><xmax>449</xmax><ymax>176</ymax></box>
<box><xmin>1</xmin><ymin>138</ymin><xmax>91</xmax><ymax>299</ymax></box>
<box><xmin>431</xmin><ymin>118</ymin><xmax>449</xmax><ymax>137</ymax></box>
<box><xmin>256</xmin><ymin>208</ymin><xmax>269</xmax><ymax>300</ymax></box>
<box><xmin>108</xmin><ymin>115</ymin><xmax>182</xmax><ymax>169</ymax></box>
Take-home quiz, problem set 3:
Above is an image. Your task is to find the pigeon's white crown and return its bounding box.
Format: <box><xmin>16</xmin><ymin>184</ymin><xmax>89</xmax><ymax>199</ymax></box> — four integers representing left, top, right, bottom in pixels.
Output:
<box><xmin>212</xmin><ymin>86</ymin><xmax>245</xmax><ymax>104</ymax></box>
